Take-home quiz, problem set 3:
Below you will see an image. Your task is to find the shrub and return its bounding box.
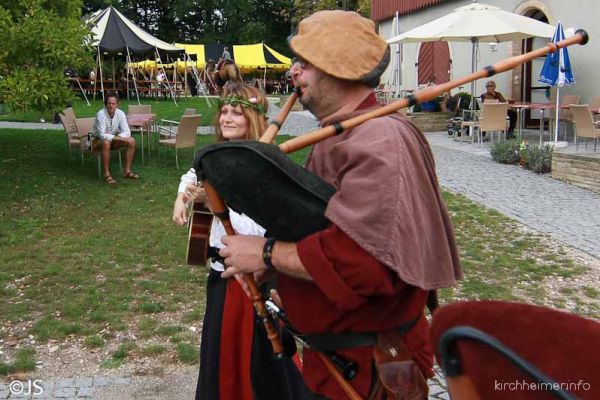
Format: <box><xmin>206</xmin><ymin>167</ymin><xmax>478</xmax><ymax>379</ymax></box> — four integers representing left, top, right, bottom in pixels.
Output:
<box><xmin>523</xmin><ymin>145</ymin><xmax>553</xmax><ymax>174</ymax></box>
<box><xmin>490</xmin><ymin>141</ymin><xmax>521</xmax><ymax>164</ymax></box>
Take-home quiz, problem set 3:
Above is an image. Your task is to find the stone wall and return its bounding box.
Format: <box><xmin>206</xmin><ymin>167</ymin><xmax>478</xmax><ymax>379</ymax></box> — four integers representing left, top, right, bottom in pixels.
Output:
<box><xmin>552</xmin><ymin>152</ymin><xmax>600</xmax><ymax>194</ymax></box>
<box><xmin>410</xmin><ymin>111</ymin><xmax>453</xmax><ymax>132</ymax></box>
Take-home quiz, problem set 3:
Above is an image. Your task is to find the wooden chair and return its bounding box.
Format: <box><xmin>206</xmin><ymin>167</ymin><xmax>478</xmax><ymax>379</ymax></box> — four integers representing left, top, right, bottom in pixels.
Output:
<box><xmin>588</xmin><ymin>97</ymin><xmax>600</xmax><ymax>122</ymax></box>
<box><xmin>127</xmin><ymin>104</ymin><xmax>151</xmax><ymax>115</ymax></box>
<box><xmin>431</xmin><ymin>301</ymin><xmax>600</xmax><ymax>400</ymax></box>
<box><xmin>159</xmin><ymin>108</ymin><xmax>199</xmax><ymax>138</ymax></box>
<box><xmin>570</xmin><ymin>104</ymin><xmax>599</xmax><ymax>151</ymax></box>
<box><xmin>158</xmin><ymin>114</ymin><xmax>201</xmax><ymax>168</ymax></box>
<box><xmin>75</xmin><ymin>117</ymin><xmax>124</xmax><ymax>178</ymax></box>
<box><xmin>589</xmin><ymin>96</ymin><xmax>600</xmax><ymax>109</ymax></box>
<box><xmin>59</xmin><ymin>108</ymin><xmax>79</xmax><ymax>159</ymax></box>
<box><xmin>375</xmin><ymin>84</ymin><xmax>391</xmax><ymax>105</ymax></box>
<box><xmin>461</xmin><ymin>102</ymin><xmax>509</xmax><ymax>146</ymax></box>
<box><xmin>548</xmin><ymin>94</ymin><xmax>580</xmax><ymax>141</ymax></box>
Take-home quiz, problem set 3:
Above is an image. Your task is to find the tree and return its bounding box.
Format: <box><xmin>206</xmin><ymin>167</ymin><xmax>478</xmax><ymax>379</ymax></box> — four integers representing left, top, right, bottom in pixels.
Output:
<box><xmin>82</xmin><ymin>0</ymin><xmax>295</xmax><ymax>54</ymax></box>
<box><xmin>292</xmin><ymin>0</ymin><xmax>370</xmax><ymax>23</ymax></box>
<box><xmin>0</xmin><ymin>0</ymin><xmax>93</xmax><ymax>115</ymax></box>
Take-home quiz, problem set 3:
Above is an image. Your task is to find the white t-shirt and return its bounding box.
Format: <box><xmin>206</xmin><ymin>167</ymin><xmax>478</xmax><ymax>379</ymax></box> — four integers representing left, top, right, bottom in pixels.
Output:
<box><xmin>179</xmin><ymin>168</ymin><xmax>265</xmax><ymax>272</ymax></box>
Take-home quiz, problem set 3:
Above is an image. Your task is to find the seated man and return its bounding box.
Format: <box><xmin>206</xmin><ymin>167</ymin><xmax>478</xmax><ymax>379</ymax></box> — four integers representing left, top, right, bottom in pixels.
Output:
<box><xmin>480</xmin><ymin>80</ymin><xmax>518</xmax><ymax>139</ymax></box>
<box><xmin>92</xmin><ymin>94</ymin><xmax>139</xmax><ymax>185</ymax></box>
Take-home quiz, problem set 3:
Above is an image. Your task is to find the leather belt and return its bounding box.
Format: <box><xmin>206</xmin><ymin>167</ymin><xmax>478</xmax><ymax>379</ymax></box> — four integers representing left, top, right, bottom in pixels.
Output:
<box><xmin>300</xmin><ymin>315</ymin><xmax>420</xmax><ymax>352</ymax></box>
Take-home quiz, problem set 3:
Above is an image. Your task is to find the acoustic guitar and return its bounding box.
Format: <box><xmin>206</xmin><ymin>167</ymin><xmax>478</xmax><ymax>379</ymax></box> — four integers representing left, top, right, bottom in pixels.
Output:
<box><xmin>186</xmin><ymin>201</ymin><xmax>213</xmax><ymax>266</ymax></box>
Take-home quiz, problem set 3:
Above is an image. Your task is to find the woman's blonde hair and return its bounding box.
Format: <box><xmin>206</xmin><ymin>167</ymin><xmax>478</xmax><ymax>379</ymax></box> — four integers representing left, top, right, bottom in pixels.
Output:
<box><xmin>214</xmin><ymin>83</ymin><xmax>269</xmax><ymax>142</ymax></box>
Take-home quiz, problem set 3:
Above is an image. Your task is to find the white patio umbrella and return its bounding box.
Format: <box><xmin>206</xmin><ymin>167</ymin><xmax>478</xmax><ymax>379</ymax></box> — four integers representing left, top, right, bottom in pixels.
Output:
<box><xmin>387</xmin><ymin>1</ymin><xmax>555</xmax><ymax>108</ymax></box>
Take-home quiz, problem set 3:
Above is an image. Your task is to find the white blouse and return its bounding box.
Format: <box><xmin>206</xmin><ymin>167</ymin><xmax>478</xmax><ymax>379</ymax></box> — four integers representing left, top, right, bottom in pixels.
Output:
<box><xmin>178</xmin><ymin>168</ymin><xmax>265</xmax><ymax>272</ymax></box>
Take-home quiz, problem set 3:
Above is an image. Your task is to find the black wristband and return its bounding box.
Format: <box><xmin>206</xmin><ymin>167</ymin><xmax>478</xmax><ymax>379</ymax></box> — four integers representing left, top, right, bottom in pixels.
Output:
<box><xmin>262</xmin><ymin>237</ymin><xmax>277</xmax><ymax>270</ymax></box>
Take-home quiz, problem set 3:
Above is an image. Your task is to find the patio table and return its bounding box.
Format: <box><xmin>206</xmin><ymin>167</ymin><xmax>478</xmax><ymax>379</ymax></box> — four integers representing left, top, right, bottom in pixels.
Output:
<box><xmin>511</xmin><ymin>103</ymin><xmax>600</xmax><ymax>145</ymax></box>
<box><xmin>128</xmin><ymin>113</ymin><xmax>156</xmax><ymax>164</ymax></box>
<box><xmin>509</xmin><ymin>102</ymin><xmax>573</xmax><ymax>145</ymax></box>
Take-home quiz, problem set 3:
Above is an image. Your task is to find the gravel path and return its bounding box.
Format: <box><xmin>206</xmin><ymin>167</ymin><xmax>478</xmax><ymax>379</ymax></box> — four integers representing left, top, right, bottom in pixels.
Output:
<box><xmin>0</xmin><ymin>100</ymin><xmax>318</xmax><ymax>137</ymax></box>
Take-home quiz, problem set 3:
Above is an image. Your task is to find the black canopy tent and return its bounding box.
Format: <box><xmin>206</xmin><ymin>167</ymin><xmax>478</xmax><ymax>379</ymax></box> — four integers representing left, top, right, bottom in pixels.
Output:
<box><xmin>86</xmin><ymin>6</ymin><xmax>185</xmax><ymax>104</ymax></box>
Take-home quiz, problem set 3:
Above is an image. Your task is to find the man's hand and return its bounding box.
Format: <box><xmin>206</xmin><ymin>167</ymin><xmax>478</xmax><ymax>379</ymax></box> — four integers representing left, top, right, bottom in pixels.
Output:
<box><xmin>220</xmin><ymin>235</ymin><xmax>267</xmax><ymax>279</ymax></box>
<box><xmin>221</xmin><ymin>236</ymin><xmax>311</xmax><ymax>281</ymax></box>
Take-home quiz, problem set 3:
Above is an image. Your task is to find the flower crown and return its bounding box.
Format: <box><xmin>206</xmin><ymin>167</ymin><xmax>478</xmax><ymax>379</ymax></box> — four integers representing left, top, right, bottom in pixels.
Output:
<box><xmin>217</xmin><ymin>95</ymin><xmax>266</xmax><ymax>115</ymax></box>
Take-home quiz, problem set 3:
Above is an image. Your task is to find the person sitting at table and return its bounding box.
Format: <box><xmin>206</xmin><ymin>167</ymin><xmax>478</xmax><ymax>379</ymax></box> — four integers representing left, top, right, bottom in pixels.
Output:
<box><xmin>92</xmin><ymin>93</ymin><xmax>140</xmax><ymax>185</ymax></box>
<box><xmin>481</xmin><ymin>80</ymin><xmax>517</xmax><ymax>139</ymax></box>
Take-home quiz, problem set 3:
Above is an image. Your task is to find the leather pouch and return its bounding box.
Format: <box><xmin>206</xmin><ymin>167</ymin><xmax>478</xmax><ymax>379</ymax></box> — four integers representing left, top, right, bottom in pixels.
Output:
<box><xmin>370</xmin><ymin>330</ymin><xmax>428</xmax><ymax>400</ymax></box>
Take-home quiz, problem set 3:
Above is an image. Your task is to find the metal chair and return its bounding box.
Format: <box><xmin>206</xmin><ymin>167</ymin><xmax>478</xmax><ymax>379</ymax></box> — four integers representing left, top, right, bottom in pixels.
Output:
<box><xmin>158</xmin><ymin>114</ymin><xmax>201</xmax><ymax>168</ymax></box>
<box><xmin>570</xmin><ymin>104</ymin><xmax>599</xmax><ymax>151</ymax></box>
<box><xmin>75</xmin><ymin>117</ymin><xmax>124</xmax><ymax>178</ymax></box>
<box><xmin>431</xmin><ymin>301</ymin><xmax>600</xmax><ymax>400</ymax></box>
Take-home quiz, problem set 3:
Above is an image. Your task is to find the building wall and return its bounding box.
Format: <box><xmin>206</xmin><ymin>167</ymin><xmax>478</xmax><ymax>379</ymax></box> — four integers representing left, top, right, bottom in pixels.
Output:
<box><xmin>377</xmin><ymin>0</ymin><xmax>599</xmax><ymax>105</ymax></box>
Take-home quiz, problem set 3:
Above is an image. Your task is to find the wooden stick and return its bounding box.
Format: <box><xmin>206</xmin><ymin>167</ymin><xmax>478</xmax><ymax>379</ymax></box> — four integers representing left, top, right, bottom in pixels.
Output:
<box><xmin>202</xmin><ymin>181</ymin><xmax>285</xmax><ymax>357</ymax></box>
<box><xmin>260</xmin><ymin>90</ymin><xmax>299</xmax><ymax>144</ymax></box>
<box><xmin>316</xmin><ymin>352</ymin><xmax>363</xmax><ymax>400</ymax></box>
<box><xmin>279</xmin><ymin>30</ymin><xmax>589</xmax><ymax>155</ymax></box>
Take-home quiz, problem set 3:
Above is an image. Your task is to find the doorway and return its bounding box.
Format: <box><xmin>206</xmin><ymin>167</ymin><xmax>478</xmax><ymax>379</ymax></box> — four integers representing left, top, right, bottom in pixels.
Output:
<box><xmin>417</xmin><ymin>42</ymin><xmax>451</xmax><ymax>85</ymax></box>
<box><xmin>521</xmin><ymin>9</ymin><xmax>550</xmax><ymax>127</ymax></box>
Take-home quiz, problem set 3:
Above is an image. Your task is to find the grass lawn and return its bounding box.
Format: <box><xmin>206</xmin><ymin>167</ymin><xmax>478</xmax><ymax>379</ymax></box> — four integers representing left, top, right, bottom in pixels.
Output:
<box><xmin>0</xmin><ymin>128</ymin><xmax>596</xmax><ymax>374</ymax></box>
<box><xmin>0</xmin><ymin>97</ymin><xmax>223</xmax><ymax>126</ymax></box>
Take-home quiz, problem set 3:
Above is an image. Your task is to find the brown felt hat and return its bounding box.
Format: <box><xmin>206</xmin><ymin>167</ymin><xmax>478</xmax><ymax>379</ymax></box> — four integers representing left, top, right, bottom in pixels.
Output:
<box><xmin>289</xmin><ymin>10</ymin><xmax>390</xmax><ymax>85</ymax></box>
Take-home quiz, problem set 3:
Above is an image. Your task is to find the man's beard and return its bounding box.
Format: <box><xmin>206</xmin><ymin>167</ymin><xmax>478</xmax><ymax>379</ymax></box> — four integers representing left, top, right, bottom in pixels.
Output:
<box><xmin>298</xmin><ymin>92</ymin><xmax>316</xmax><ymax>115</ymax></box>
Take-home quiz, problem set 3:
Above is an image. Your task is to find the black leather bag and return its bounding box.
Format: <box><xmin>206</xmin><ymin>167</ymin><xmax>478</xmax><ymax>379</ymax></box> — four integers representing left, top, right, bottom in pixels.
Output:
<box><xmin>193</xmin><ymin>141</ymin><xmax>336</xmax><ymax>242</ymax></box>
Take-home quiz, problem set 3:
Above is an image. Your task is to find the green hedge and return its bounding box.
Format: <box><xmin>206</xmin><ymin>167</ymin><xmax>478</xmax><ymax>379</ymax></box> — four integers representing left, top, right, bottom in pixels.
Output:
<box><xmin>523</xmin><ymin>144</ymin><xmax>553</xmax><ymax>174</ymax></box>
<box><xmin>490</xmin><ymin>140</ymin><xmax>521</xmax><ymax>164</ymax></box>
<box><xmin>490</xmin><ymin>141</ymin><xmax>553</xmax><ymax>174</ymax></box>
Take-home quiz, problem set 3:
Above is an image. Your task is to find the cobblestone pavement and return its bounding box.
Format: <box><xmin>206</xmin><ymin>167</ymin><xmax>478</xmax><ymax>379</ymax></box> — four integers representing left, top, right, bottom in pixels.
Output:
<box><xmin>0</xmin><ymin>372</ymin><xmax>197</xmax><ymax>400</ymax></box>
<box><xmin>428</xmin><ymin>366</ymin><xmax>450</xmax><ymax>400</ymax></box>
<box><xmin>427</xmin><ymin>131</ymin><xmax>600</xmax><ymax>259</ymax></box>
<box><xmin>0</xmin><ymin>370</ymin><xmax>449</xmax><ymax>399</ymax></box>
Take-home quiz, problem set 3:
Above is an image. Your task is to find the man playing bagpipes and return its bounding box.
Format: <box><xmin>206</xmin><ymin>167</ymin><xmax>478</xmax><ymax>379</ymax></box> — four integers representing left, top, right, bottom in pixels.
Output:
<box><xmin>215</xmin><ymin>11</ymin><xmax>463</xmax><ymax>399</ymax></box>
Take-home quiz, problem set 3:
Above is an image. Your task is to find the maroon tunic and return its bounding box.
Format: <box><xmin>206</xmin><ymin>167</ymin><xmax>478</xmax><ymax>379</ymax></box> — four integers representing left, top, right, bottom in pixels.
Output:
<box><xmin>279</xmin><ymin>224</ymin><xmax>433</xmax><ymax>398</ymax></box>
<box><xmin>276</xmin><ymin>93</ymin><xmax>460</xmax><ymax>399</ymax></box>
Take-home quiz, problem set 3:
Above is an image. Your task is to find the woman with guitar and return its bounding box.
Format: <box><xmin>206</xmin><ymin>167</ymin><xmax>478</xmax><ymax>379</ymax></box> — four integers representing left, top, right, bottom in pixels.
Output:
<box><xmin>172</xmin><ymin>83</ymin><xmax>310</xmax><ymax>400</ymax></box>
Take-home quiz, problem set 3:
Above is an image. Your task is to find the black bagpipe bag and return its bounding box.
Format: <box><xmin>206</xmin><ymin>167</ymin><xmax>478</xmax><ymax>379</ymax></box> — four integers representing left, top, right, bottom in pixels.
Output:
<box><xmin>193</xmin><ymin>141</ymin><xmax>336</xmax><ymax>242</ymax></box>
